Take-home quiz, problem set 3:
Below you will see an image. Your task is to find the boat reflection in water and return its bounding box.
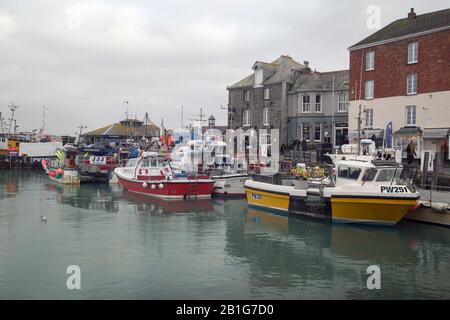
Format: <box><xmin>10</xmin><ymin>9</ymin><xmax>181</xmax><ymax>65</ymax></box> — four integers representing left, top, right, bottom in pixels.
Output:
<box><xmin>121</xmin><ymin>190</ymin><xmax>214</xmax><ymax>215</ymax></box>
<box><xmin>230</xmin><ymin>207</ymin><xmax>431</xmax><ymax>298</ymax></box>
<box><xmin>44</xmin><ymin>182</ymin><xmax>120</xmax><ymax>213</ymax></box>
<box><xmin>0</xmin><ymin>170</ymin><xmax>47</xmax><ymax>199</ymax></box>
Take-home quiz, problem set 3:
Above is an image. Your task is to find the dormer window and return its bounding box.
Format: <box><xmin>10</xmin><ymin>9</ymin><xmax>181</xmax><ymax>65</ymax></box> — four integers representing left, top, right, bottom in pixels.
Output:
<box><xmin>254</xmin><ymin>64</ymin><xmax>263</xmax><ymax>87</ymax></box>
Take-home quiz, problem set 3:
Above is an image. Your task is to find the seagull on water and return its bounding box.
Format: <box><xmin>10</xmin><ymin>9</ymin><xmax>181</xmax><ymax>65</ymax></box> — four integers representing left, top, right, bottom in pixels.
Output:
<box><xmin>40</xmin><ymin>215</ymin><xmax>47</xmax><ymax>222</ymax></box>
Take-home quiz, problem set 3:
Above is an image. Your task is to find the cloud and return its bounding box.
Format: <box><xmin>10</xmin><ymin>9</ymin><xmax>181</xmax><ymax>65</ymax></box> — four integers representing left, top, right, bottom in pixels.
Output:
<box><xmin>0</xmin><ymin>0</ymin><xmax>448</xmax><ymax>134</ymax></box>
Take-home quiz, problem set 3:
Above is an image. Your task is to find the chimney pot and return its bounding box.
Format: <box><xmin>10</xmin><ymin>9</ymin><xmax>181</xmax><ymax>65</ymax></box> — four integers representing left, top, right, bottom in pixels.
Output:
<box><xmin>408</xmin><ymin>8</ymin><xmax>416</xmax><ymax>19</ymax></box>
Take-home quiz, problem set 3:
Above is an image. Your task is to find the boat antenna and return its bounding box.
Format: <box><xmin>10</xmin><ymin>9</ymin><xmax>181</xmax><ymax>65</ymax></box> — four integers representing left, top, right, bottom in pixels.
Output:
<box><xmin>357</xmin><ymin>104</ymin><xmax>362</xmax><ymax>155</ymax></box>
<box><xmin>181</xmin><ymin>105</ymin><xmax>184</xmax><ymax>128</ymax></box>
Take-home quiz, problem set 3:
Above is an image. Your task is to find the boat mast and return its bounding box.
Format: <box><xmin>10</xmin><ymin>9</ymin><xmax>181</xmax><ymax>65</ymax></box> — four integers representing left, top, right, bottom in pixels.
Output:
<box><xmin>8</xmin><ymin>102</ymin><xmax>19</xmax><ymax>137</ymax></box>
<box><xmin>37</xmin><ymin>105</ymin><xmax>47</xmax><ymax>141</ymax></box>
<box><xmin>77</xmin><ymin>124</ymin><xmax>87</xmax><ymax>146</ymax></box>
<box><xmin>0</xmin><ymin>112</ymin><xmax>5</xmax><ymax>135</ymax></box>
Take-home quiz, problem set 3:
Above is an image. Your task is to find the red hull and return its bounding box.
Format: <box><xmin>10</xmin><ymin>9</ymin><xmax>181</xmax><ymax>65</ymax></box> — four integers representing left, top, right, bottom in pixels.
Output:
<box><xmin>117</xmin><ymin>174</ymin><xmax>214</xmax><ymax>199</ymax></box>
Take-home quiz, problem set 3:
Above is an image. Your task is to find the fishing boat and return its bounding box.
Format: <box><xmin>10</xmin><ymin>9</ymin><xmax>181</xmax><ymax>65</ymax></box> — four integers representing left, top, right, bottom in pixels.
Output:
<box><xmin>114</xmin><ymin>152</ymin><xmax>214</xmax><ymax>199</ymax></box>
<box><xmin>170</xmin><ymin>139</ymin><xmax>248</xmax><ymax>197</ymax></box>
<box><xmin>77</xmin><ymin>146</ymin><xmax>118</xmax><ymax>182</ymax></box>
<box><xmin>42</xmin><ymin>144</ymin><xmax>80</xmax><ymax>184</ymax></box>
<box><xmin>245</xmin><ymin>156</ymin><xmax>420</xmax><ymax>226</ymax></box>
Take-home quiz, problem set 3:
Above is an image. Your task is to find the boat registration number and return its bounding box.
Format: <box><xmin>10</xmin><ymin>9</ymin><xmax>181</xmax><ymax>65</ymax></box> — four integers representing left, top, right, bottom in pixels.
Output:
<box><xmin>380</xmin><ymin>186</ymin><xmax>409</xmax><ymax>193</ymax></box>
<box><xmin>252</xmin><ymin>192</ymin><xmax>263</xmax><ymax>200</ymax></box>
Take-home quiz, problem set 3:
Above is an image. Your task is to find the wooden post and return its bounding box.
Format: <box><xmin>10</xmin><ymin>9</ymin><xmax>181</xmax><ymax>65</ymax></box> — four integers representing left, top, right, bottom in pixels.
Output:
<box><xmin>421</xmin><ymin>151</ymin><xmax>429</xmax><ymax>188</ymax></box>
<box><xmin>432</xmin><ymin>152</ymin><xmax>440</xmax><ymax>190</ymax></box>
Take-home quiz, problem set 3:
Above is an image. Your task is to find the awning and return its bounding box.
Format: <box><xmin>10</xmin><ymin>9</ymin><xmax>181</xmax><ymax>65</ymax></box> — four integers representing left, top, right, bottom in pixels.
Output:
<box><xmin>393</xmin><ymin>126</ymin><xmax>422</xmax><ymax>136</ymax></box>
<box><xmin>348</xmin><ymin>129</ymin><xmax>384</xmax><ymax>139</ymax></box>
<box><xmin>422</xmin><ymin>128</ymin><xmax>450</xmax><ymax>139</ymax></box>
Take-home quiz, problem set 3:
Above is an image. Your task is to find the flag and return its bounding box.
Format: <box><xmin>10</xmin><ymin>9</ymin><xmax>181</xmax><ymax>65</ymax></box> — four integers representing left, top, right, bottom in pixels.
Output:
<box><xmin>384</xmin><ymin>121</ymin><xmax>393</xmax><ymax>148</ymax></box>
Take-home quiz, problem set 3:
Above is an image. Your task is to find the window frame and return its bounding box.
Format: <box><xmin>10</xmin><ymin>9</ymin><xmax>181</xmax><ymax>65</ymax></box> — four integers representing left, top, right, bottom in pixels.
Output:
<box><xmin>242</xmin><ymin>109</ymin><xmax>251</xmax><ymax>127</ymax></box>
<box><xmin>365</xmin><ymin>80</ymin><xmax>374</xmax><ymax>100</ymax></box>
<box><xmin>301</xmin><ymin>122</ymin><xmax>310</xmax><ymax>142</ymax></box>
<box><xmin>365</xmin><ymin>108</ymin><xmax>373</xmax><ymax>128</ymax></box>
<box><xmin>315</xmin><ymin>94</ymin><xmax>322</xmax><ymax>113</ymax></box>
<box><xmin>263</xmin><ymin>107</ymin><xmax>269</xmax><ymax>126</ymax></box>
<box><xmin>264</xmin><ymin>88</ymin><xmax>270</xmax><ymax>100</ymax></box>
<box><xmin>302</xmin><ymin>95</ymin><xmax>311</xmax><ymax>113</ymax></box>
<box><xmin>405</xmin><ymin>105</ymin><xmax>416</xmax><ymax>126</ymax></box>
<box><xmin>365</xmin><ymin>51</ymin><xmax>375</xmax><ymax>71</ymax></box>
<box><xmin>406</xmin><ymin>73</ymin><xmax>417</xmax><ymax>95</ymax></box>
<box><xmin>407</xmin><ymin>42</ymin><xmax>419</xmax><ymax>64</ymax></box>
<box><xmin>337</xmin><ymin>92</ymin><xmax>348</xmax><ymax>112</ymax></box>
<box><xmin>314</xmin><ymin>122</ymin><xmax>322</xmax><ymax>142</ymax></box>
<box><xmin>244</xmin><ymin>90</ymin><xmax>250</xmax><ymax>102</ymax></box>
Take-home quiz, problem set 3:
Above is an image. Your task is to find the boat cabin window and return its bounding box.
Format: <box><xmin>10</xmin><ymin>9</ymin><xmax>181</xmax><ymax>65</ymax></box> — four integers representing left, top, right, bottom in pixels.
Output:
<box><xmin>362</xmin><ymin>169</ymin><xmax>377</xmax><ymax>182</ymax></box>
<box><xmin>375</xmin><ymin>168</ymin><xmax>396</xmax><ymax>182</ymax></box>
<box><xmin>338</xmin><ymin>166</ymin><xmax>362</xmax><ymax>180</ymax></box>
<box><xmin>126</xmin><ymin>159</ymin><xmax>137</xmax><ymax>167</ymax></box>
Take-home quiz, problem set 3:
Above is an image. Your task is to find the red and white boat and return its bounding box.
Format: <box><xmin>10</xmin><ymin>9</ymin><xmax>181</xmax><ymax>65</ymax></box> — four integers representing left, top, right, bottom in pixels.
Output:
<box><xmin>114</xmin><ymin>152</ymin><xmax>214</xmax><ymax>199</ymax></box>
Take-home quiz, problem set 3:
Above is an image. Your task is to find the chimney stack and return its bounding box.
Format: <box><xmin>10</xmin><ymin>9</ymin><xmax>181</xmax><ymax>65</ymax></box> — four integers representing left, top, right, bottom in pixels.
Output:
<box><xmin>408</xmin><ymin>8</ymin><xmax>416</xmax><ymax>19</ymax></box>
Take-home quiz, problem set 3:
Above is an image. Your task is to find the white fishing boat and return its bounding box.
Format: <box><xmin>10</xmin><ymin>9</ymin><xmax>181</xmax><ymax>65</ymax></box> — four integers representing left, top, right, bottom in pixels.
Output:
<box><xmin>170</xmin><ymin>139</ymin><xmax>247</xmax><ymax>197</ymax></box>
<box><xmin>42</xmin><ymin>144</ymin><xmax>80</xmax><ymax>184</ymax></box>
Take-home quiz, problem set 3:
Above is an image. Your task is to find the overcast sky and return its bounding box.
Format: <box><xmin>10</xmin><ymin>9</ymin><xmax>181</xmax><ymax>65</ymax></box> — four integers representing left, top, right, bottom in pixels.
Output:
<box><xmin>0</xmin><ymin>0</ymin><xmax>448</xmax><ymax>135</ymax></box>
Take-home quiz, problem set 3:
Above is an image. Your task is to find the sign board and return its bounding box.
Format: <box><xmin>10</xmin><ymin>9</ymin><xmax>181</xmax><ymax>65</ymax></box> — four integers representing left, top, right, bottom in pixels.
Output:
<box><xmin>89</xmin><ymin>156</ymin><xmax>106</xmax><ymax>165</ymax></box>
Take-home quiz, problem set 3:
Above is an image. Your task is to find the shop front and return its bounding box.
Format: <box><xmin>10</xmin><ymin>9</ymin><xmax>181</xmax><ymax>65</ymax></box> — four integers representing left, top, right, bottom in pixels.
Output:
<box><xmin>393</xmin><ymin>127</ymin><xmax>422</xmax><ymax>160</ymax></box>
<box><xmin>422</xmin><ymin>128</ymin><xmax>449</xmax><ymax>163</ymax></box>
<box><xmin>334</xmin><ymin>122</ymin><xmax>349</xmax><ymax>148</ymax></box>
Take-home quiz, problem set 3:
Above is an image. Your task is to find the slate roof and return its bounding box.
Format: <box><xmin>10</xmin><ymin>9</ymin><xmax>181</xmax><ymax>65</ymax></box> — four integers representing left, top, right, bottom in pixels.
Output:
<box><xmin>349</xmin><ymin>8</ymin><xmax>450</xmax><ymax>49</ymax></box>
<box><xmin>290</xmin><ymin>70</ymin><xmax>349</xmax><ymax>93</ymax></box>
<box><xmin>228</xmin><ymin>55</ymin><xmax>305</xmax><ymax>89</ymax></box>
<box><xmin>84</xmin><ymin>122</ymin><xmax>159</xmax><ymax>137</ymax></box>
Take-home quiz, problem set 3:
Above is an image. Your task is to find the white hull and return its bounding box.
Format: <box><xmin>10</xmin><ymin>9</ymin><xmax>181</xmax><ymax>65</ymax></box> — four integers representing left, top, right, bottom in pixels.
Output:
<box><xmin>212</xmin><ymin>173</ymin><xmax>248</xmax><ymax>196</ymax></box>
<box><xmin>48</xmin><ymin>170</ymin><xmax>80</xmax><ymax>185</ymax></box>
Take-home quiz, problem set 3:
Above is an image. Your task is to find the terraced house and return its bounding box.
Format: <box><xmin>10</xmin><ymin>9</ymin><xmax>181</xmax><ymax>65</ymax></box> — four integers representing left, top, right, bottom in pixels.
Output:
<box><xmin>348</xmin><ymin>8</ymin><xmax>450</xmax><ymax>161</ymax></box>
<box><xmin>287</xmin><ymin>70</ymin><xmax>349</xmax><ymax>148</ymax></box>
<box><xmin>227</xmin><ymin>55</ymin><xmax>308</xmax><ymax>145</ymax></box>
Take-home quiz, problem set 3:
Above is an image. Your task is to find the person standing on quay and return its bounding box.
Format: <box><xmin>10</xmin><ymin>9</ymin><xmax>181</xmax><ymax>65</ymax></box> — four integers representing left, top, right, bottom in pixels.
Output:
<box><xmin>406</xmin><ymin>138</ymin><xmax>417</xmax><ymax>165</ymax></box>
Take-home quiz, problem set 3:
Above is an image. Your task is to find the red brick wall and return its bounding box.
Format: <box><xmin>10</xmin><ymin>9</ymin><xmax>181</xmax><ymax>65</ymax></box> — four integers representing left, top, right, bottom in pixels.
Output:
<box><xmin>349</xmin><ymin>29</ymin><xmax>450</xmax><ymax>101</ymax></box>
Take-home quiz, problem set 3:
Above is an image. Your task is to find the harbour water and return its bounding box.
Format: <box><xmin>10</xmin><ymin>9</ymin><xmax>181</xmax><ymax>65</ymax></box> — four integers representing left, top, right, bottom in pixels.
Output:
<box><xmin>0</xmin><ymin>171</ymin><xmax>449</xmax><ymax>299</ymax></box>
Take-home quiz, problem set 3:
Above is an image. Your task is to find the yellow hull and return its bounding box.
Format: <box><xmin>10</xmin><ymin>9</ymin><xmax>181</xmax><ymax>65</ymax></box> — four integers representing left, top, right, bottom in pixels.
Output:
<box><xmin>245</xmin><ymin>187</ymin><xmax>289</xmax><ymax>212</ymax></box>
<box><xmin>331</xmin><ymin>197</ymin><xmax>418</xmax><ymax>225</ymax></box>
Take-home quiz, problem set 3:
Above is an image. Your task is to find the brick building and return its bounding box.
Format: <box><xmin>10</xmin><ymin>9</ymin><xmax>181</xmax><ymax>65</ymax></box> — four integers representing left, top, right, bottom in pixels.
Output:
<box><xmin>347</xmin><ymin>8</ymin><xmax>450</xmax><ymax>161</ymax></box>
<box><xmin>227</xmin><ymin>55</ymin><xmax>307</xmax><ymax>145</ymax></box>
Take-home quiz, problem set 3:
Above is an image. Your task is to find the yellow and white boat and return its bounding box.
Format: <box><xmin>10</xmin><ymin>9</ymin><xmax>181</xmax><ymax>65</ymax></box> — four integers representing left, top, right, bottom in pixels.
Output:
<box><xmin>245</xmin><ymin>157</ymin><xmax>419</xmax><ymax>226</ymax></box>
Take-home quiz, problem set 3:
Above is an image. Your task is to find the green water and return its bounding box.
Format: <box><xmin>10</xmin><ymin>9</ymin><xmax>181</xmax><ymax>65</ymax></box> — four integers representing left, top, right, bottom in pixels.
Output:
<box><xmin>0</xmin><ymin>171</ymin><xmax>449</xmax><ymax>299</ymax></box>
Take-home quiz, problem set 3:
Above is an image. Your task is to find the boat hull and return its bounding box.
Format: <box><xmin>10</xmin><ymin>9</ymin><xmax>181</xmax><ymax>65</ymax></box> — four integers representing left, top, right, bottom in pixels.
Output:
<box><xmin>245</xmin><ymin>185</ymin><xmax>290</xmax><ymax>213</ymax></box>
<box><xmin>212</xmin><ymin>174</ymin><xmax>247</xmax><ymax>197</ymax></box>
<box><xmin>331</xmin><ymin>196</ymin><xmax>418</xmax><ymax>226</ymax></box>
<box><xmin>244</xmin><ymin>180</ymin><xmax>419</xmax><ymax>226</ymax></box>
<box><xmin>48</xmin><ymin>170</ymin><xmax>80</xmax><ymax>185</ymax></box>
<box><xmin>116</xmin><ymin>173</ymin><xmax>214</xmax><ymax>200</ymax></box>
